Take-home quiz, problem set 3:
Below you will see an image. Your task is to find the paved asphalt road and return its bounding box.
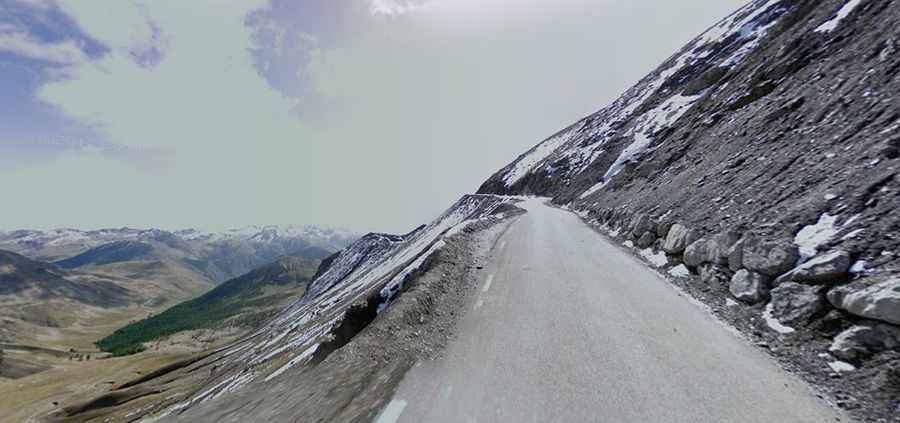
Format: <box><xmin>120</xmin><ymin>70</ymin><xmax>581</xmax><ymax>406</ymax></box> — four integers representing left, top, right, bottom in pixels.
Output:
<box><xmin>380</xmin><ymin>199</ymin><xmax>846</xmax><ymax>423</ymax></box>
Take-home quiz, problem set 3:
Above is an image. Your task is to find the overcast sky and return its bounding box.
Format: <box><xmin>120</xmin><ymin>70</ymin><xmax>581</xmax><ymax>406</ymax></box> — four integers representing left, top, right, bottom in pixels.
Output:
<box><xmin>1</xmin><ymin>0</ymin><xmax>746</xmax><ymax>233</ymax></box>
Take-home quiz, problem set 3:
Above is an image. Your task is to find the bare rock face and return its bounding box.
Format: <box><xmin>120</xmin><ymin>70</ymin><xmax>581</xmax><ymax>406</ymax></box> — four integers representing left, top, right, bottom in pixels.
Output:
<box><xmin>742</xmin><ymin>237</ymin><xmax>800</xmax><ymax>277</ymax></box>
<box><xmin>792</xmin><ymin>250</ymin><xmax>852</xmax><ymax>284</ymax></box>
<box><xmin>730</xmin><ymin>269</ymin><xmax>771</xmax><ymax>304</ymax></box>
<box><xmin>828</xmin><ymin>276</ymin><xmax>900</xmax><ymax>325</ymax></box>
<box><xmin>829</xmin><ymin>323</ymin><xmax>900</xmax><ymax>362</ymax></box>
<box><xmin>663</xmin><ymin>224</ymin><xmax>698</xmax><ymax>255</ymax></box>
<box><xmin>769</xmin><ymin>282</ymin><xmax>827</xmax><ymax>327</ymax></box>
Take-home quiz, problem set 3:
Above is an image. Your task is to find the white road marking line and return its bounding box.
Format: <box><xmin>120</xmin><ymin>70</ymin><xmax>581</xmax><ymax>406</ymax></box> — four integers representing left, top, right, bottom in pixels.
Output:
<box><xmin>481</xmin><ymin>275</ymin><xmax>494</xmax><ymax>293</ymax></box>
<box><xmin>375</xmin><ymin>399</ymin><xmax>408</xmax><ymax>423</ymax></box>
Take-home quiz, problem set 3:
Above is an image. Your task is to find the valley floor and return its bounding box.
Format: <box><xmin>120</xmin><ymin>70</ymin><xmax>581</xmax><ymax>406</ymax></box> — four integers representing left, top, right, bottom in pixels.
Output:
<box><xmin>384</xmin><ymin>199</ymin><xmax>847</xmax><ymax>422</ymax></box>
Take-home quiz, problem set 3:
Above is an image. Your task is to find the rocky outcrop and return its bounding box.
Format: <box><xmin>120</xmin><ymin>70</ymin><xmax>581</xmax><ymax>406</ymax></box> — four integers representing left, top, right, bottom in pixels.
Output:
<box><xmin>742</xmin><ymin>238</ymin><xmax>800</xmax><ymax>277</ymax></box>
<box><xmin>829</xmin><ymin>323</ymin><xmax>900</xmax><ymax>362</ymax></box>
<box><xmin>730</xmin><ymin>269</ymin><xmax>770</xmax><ymax>304</ymax></box>
<box><xmin>828</xmin><ymin>276</ymin><xmax>900</xmax><ymax>325</ymax></box>
<box><xmin>769</xmin><ymin>283</ymin><xmax>826</xmax><ymax>327</ymax></box>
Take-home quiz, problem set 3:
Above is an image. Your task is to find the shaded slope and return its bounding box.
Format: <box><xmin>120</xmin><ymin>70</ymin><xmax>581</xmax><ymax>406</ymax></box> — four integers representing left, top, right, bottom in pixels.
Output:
<box><xmin>0</xmin><ymin>249</ymin><xmax>129</xmax><ymax>308</ymax></box>
<box><xmin>46</xmin><ymin>195</ymin><xmax>514</xmax><ymax>422</ymax></box>
<box><xmin>96</xmin><ymin>256</ymin><xmax>322</xmax><ymax>356</ymax></box>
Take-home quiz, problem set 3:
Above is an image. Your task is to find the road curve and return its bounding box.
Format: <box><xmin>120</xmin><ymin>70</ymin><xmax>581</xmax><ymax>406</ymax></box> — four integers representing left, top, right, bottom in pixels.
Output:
<box><xmin>381</xmin><ymin>199</ymin><xmax>846</xmax><ymax>423</ymax></box>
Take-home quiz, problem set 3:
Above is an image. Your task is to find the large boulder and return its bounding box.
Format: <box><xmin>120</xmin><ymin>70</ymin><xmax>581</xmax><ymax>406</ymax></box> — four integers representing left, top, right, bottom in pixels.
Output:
<box><xmin>636</xmin><ymin>231</ymin><xmax>656</xmax><ymax>248</ymax></box>
<box><xmin>829</xmin><ymin>323</ymin><xmax>900</xmax><ymax>361</ymax></box>
<box><xmin>728</xmin><ymin>239</ymin><xmax>745</xmax><ymax>271</ymax></box>
<box><xmin>710</xmin><ymin>231</ymin><xmax>741</xmax><ymax>264</ymax></box>
<box><xmin>684</xmin><ymin>231</ymin><xmax>740</xmax><ymax>267</ymax></box>
<box><xmin>730</xmin><ymin>269</ymin><xmax>771</xmax><ymax>304</ymax></box>
<box><xmin>792</xmin><ymin>250</ymin><xmax>852</xmax><ymax>284</ymax></box>
<box><xmin>631</xmin><ymin>214</ymin><xmax>657</xmax><ymax>238</ymax></box>
<box><xmin>769</xmin><ymin>282</ymin><xmax>827</xmax><ymax>326</ymax></box>
<box><xmin>663</xmin><ymin>224</ymin><xmax>699</xmax><ymax>255</ymax></box>
<box><xmin>742</xmin><ymin>237</ymin><xmax>800</xmax><ymax>277</ymax></box>
<box><xmin>683</xmin><ymin>238</ymin><xmax>714</xmax><ymax>267</ymax></box>
<box><xmin>657</xmin><ymin>214</ymin><xmax>675</xmax><ymax>239</ymax></box>
<box><xmin>828</xmin><ymin>276</ymin><xmax>900</xmax><ymax>325</ymax></box>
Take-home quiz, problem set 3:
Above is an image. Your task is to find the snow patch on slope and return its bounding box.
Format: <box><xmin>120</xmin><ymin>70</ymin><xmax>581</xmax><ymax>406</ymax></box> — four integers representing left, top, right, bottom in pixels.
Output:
<box><xmin>815</xmin><ymin>0</ymin><xmax>863</xmax><ymax>33</ymax></box>
<box><xmin>503</xmin><ymin>131</ymin><xmax>574</xmax><ymax>187</ymax></box>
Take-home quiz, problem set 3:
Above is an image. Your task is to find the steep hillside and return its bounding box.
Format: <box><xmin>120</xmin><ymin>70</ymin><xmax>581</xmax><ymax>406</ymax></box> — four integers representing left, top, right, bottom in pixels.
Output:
<box><xmin>96</xmin><ymin>256</ymin><xmax>321</xmax><ymax>356</ymax></box>
<box><xmin>44</xmin><ymin>195</ymin><xmax>517</xmax><ymax>422</ymax></box>
<box><xmin>0</xmin><ymin>226</ymin><xmax>351</xmax><ymax>383</ymax></box>
<box><xmin>0</xmin><ymin>250</ymin><xmax>129</xmax><ymax>307</ymax></box>
<box><xmin>478</xmin><ymin>0</ymin><xmax>900</xmax><ymax>419</ymax></box>
<box><xmin>0</xmin><ymin>250</ymin><xmax>134</xmax><ymax>379</ymax></box>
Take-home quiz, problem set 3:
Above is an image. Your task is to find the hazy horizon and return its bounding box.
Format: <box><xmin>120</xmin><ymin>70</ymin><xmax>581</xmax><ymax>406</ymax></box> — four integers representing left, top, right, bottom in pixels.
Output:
<box><xmin>2</xmin><ymin>0</ymin><xmax>746</xmax><ymax>234</ymax></box>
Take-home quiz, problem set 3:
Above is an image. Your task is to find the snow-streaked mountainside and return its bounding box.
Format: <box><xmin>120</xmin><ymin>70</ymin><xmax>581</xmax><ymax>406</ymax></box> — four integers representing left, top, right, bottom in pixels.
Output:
<box><xmin>480</xmin><ymin>0</ymin><xmax>790</xmax><ymax>196</ymax></box>
<box><xmin>47</xmin><ymin>195</ymin><xmax>515</xmax><ymax>422</ymax></box>
<box><xmin>477</xmin><ymin>0</ymin><xmax>900</xmax><ymax>419</ymax></box>
<box><xmin>39</xmin><ymin>1</ymin><xmax>900</xmax><ymax>421</ymax></box>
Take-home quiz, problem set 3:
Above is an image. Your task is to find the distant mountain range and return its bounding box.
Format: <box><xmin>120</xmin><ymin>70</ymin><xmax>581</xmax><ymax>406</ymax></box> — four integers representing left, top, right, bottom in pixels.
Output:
<box><xmin>0</xmin><ymin>225</ymin><xmax>356</xmax><ymax>264</ymax></box>
<box><xmin>0</xmin><ymin>225</ymin><xmax>358</xmax><ymax>378</ymax></box>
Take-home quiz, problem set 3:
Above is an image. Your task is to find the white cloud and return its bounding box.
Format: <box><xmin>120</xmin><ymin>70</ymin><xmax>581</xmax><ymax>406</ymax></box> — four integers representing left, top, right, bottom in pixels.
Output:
<box><xmin>370</xmin><ymin>0</ymin><xmax>427</xmax><ymax>16</ymax></box>
<box><xmin>5</xmin><ymin>0</ymin><xmax>752</xmax><ymax>234</ymax></box>
<box><xmin>0</xmin><ymin>31</ymin><xmax>89</xmax><ymax>65</ymax></box>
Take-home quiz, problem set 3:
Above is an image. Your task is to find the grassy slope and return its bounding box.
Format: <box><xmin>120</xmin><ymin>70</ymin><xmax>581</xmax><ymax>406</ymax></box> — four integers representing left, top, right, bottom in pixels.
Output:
<box><xmin>96</xmin><ymin>256</ymin><xmax>321</xmax><ymax>356</ymax></box>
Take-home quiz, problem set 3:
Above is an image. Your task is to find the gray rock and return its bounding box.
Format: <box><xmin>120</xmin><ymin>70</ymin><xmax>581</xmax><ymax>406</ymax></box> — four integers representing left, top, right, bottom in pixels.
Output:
<box><xmin>632</xmin><ymin>214</ymin><xmax>656</xmax><ymax>238</ymax></box>
<box><xmin>710</xmin><ymin>231</ymin><xmax>741</xmax><ymax>264</ymax></box>
<box><xmin>829</xmin><ymin>323</ymin><xmax>900</xmax><ymax>361</ymax></box>
<box><xmin>663</xmin><ymin>224</ymin><xmax>698</xmax><ymax>255</ymax></box>
<box><xmin>699</xmin><ymin>264</ymin><xmax>728</xmax><ymax>285</ymax></box>
<box><xmin>684</xmin><ymin>232</ymin><xmax>738</xmax><ymax>268</ymax></box>
<box><xmin>792</xmin><ymin>250</ymin><xmax>852</xmax><ymax>284</ymax></box>
<box><xmin>636</xmin><ymin>231</ymin><xmax>656</xmax><ymax>248</ymax></box>
<box><xmin>742</xmin><ymin>237</ymin><xmax>800</xmax><ymax>277</ymax></box>
<box><xmin>770</xmin><ymin>282</ymin><xmax>827</xmax><ymax>326</ymax></box>
<box><xmin>728</xmin><ymin>238</ymin><xmax>745</xmax><ymax>271</ymax></box>
<box><xmin>683</xmin><ymin>238</ymin><xmax>713</xmax><ymax>267</ymax></box>
<box><xmin>657</xmin><ymin>214</ymin><xmax>675</xmax><ymax>239</ymax></box>
<box><xmin>828</xmin><ymin>275</ymin><xmax>900</xmax><ymax>325</ymax></box>
<box><xmin>730</xmin><ymin>269</ymin><xmax>771</xmax><ymax>304</ymax></box>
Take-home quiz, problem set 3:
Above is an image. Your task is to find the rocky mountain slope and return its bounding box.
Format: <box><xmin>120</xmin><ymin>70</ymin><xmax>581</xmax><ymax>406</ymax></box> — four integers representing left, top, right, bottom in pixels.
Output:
<box><xmin>478</xmin><ymin>0</ymin><xmax>900</xmax><ymax>419</ymax></box>
<box><xmin>30</xmin><ymin>0</ymin><xmax>900</xmax><ymax>421</ymax></box>
<box><xmin>43</xmin><ymin>195</ymin><xmax>517</xmax><ymax>422</ymax></box>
